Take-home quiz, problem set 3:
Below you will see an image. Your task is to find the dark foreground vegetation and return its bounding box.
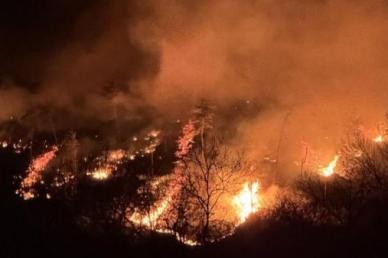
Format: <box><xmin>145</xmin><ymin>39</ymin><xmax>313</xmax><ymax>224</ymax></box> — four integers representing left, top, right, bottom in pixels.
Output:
<box><xmin>1</xmin><ymin>127</ymin><xmax>388</xmax><ymax>258</ymax></box>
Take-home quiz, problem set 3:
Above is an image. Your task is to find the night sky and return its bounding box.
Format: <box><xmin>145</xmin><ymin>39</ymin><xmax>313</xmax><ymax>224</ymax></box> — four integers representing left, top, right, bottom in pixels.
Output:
<box><xmin>3</xmin><ymin>1</ymin><xmax>388</xmax><ymax>257</ymax></box>
<box><xmin>0</xmin><ymin>0</ymin><xmax>158</xmax><ymax>90</ymax></box>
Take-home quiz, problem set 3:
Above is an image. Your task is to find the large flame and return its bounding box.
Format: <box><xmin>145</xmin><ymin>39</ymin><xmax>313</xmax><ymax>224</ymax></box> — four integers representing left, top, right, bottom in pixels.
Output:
<box><xmin>320</xmin><ymin>155</ymin><xmax>339</xmax><ymax>177</ymax></box>
<box><xmin>233</xmin><ymin>181</ymin><xmax>260</xmax><ymax>223</ymax></box>
<box><xmin>374</xmin><ymin>135</ymin><xmax>384</xmax><ymax>143</ymax></box>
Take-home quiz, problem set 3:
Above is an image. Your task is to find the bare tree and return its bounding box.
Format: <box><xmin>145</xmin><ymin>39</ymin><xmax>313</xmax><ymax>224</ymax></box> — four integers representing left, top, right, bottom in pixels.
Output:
<box><xmin>172</xmin><ymin>102</ymin><xmax>253</xmax><ymax>243</ymax></box>
<box><xmin>294</xmin><ymin>127</ymin><xmax>388</xmax><ymax>226</ymax></box>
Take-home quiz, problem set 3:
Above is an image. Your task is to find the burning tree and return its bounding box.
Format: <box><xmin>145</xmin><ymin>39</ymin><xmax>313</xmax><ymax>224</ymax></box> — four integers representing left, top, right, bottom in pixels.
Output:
<box><xmin>9</xmin><ymin>101</ymin><xmax>262</xmax><ymax>246</ymax></box>
<box><xmin>168</xmin><ymin>102</ymin><xmax>256</xmax><ymax>244</ymax></box>
<box><xmin>293</xmin><ymin>126</ymin><xmax>388</xmax><ymax>226</ymax></box>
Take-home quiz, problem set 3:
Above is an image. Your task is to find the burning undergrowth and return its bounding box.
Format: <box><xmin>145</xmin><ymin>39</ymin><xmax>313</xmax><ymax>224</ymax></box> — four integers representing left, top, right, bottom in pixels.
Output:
<box><xmin>3</xmin><ymin>100</ymin><xmax>388</xmax><ymax>246</ymax></box>
<box><xmin>1</xmin><ymin>103</ymin><xmax>269</xmax><ymax>245</ymax></box>
<box><xmin>2</xmin><ymin>1</ymin><xmax>388</xmax><ymax>256</ymax></box>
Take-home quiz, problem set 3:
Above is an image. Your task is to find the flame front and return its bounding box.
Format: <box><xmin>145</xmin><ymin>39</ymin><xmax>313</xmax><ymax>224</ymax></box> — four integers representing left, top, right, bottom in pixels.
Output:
<box><xmin>128</xmin><ymin>175</ymin><xmax>178</xmax><ymax>229</ymax></box>
<box><xmin>233</xmin><ymin>181</ymin><xmax>260</xmax><ymax>223</ymax></box>
<box><xmin>320</xmin><ymin>155</ymin><xmax>339</xmax><ymax>177</ymax></box>
<box><xmin>129</xmin><ymin>194</ymin><xmax>172</xmax><ymax>228</ymax></box>
<box><xmin>17</xmin><ymin>146</ymin><xmax>58</xmax><ymax>200</ymax></box>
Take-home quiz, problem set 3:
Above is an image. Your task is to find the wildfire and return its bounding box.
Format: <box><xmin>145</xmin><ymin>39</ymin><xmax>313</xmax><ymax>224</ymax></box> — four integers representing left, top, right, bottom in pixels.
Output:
<box><xmin>233</xmin><ymin>181</ymin><xmax>260</xmax><ymax>223</ymax></box>
<box><xmin>87</xmin><ymin>167</ymin><xmax>111</xmax><ymax>180</ymax></box>
<box><xmin>17</xmin><ymin>146</ymin><xmax>59</xmax><ymax>200</ymax></box>
<box><xmin>374</xmin><ymin>135</ymin><xmax>384</xmax><ymax>143</ymax></box>
<box><xmin>87</xmin><ymin>149</ymin><xmax>127</xmax><ymax>180</ymax></box>
<box><xmin>320</xmin><ymin>155</ymin><xmax>339</xmax><ymax>177</ymax></box>
<box><xmin>107</xmin><ymin>149</ymin><xmax>126</xmax><ymax>162</ymax></box>
<box><xmin>129</xmin><ymin>175</ymin><xmax>175</xmax><ymax>228</ymax></box>
<box><xmin>129</xmin><ymin>195</ymin><xmax>172</xmax><ymax>228</ymax></box>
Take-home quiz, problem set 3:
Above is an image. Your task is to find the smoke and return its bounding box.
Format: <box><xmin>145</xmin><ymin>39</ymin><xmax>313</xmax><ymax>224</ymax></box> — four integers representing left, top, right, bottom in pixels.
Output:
<box><xmin>132</xmin><ymin>0</ymin><xmax>388</xmax><ymax>180</ymax></box>
<box><xmin>2</xmin><ymin>0</ymin><xmax>388</xmax><ymax>180</ymax></box>
<box><xmin>138</xmin><ymin>0</ymin><xmax>388</xmax><ymax>112</ymax></box>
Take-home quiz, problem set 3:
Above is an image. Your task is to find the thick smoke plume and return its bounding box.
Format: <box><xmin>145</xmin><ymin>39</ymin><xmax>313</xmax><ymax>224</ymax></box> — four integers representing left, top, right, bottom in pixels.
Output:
<box><xmin>1</xmin><ymin>0</ymin><xmax>388</xmax><ymax>180</ymax></box>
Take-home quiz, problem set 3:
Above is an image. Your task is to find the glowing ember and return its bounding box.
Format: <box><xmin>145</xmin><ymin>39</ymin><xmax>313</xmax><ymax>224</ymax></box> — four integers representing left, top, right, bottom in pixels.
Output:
<box><xmin>129</xmin><ymin>176</ymin><xmax>174</xmax><ymax>228</ymax></box>
<box><xmin>87</xmin><ymin>149</ymin><xmax>127</xmax><ymax>180</ymax></box>
<box><xmin>182</xmin><ymin>239</ymin><xmax>199</xmax><ymax>246</ymax></box>
<box><xmin>17</xmin><ymin>146</ymin><xmax>58</xmax><ymax>200</ymax></box>
<box><xmin>233</xmin><ymin>181</ymin><xmax>260</xmax><ymax>223</ymax></box>
<box><xmin>175</xmin><ymin>120</ymin><xmax>196</xmax><ymax>158</ymax></box>
<box><xmin>320</xmin><ymin>155</ymin><xmax>339</xmax><ymax>177</ymax></box>
<box><xmin>127</xmin><ymin>123</ymin><xmax>198</xmax><ymax>244</ymax></box>
<box><xmin>87</xmin><ymin>168</ymin><xmax>111</xmax><ymax>180</ymax></box>
<box><xmin>374</xmin><ymin>135</ymin><xmax>384</xmax><ymax>143</ymax></box>
<box><xmin>354</xmin><ymin>150</ymin><xmax>363</xmax><ymax>158</ymax></box>
<box><xmin>129</xmin><ymin>194</ymin><xmax>172</xmax><ymax>228</ymax></box>
<box><xmin>149</xmin><ymin>130</ymin><xmax>160</xmax><ymax>138</ymax></box>
<box><xmin>107</xmin><ymin>149</ymin><xmax>126</xmax><ymax>162</ymax></box>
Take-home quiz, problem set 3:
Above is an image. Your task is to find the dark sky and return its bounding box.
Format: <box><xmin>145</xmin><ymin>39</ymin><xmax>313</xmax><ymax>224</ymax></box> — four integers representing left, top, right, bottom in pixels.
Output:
<box><xmin>0</xmin><ymin>0</ymin><xmax>158</xmax><ymax>89</ymax></box>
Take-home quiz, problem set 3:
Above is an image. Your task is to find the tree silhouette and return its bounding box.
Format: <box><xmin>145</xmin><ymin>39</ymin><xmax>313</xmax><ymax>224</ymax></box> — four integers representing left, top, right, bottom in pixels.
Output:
<box><xmin>169</xmin><ymin>102</ymin><xmax>253</xmax><ymax>244</ymax></box>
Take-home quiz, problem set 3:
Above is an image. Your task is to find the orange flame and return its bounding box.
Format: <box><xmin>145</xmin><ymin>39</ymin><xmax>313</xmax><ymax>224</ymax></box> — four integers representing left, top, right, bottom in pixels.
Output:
<box><xmin>374</xmin><ymin>135</ymin><xmax>384</xmax><ymax>143</ymax></box>
<box><xmin>320</xmin><ymin>155</ymin><xmax>339</xmax><ymax>177</ymax></box>
<box><xmin>107</xmin><ymin>149</ymin><xmax>125</xmax><ymax>162</ymax></box>
<box><xmin>233</xmin><ymin>181</ymin><xmax>260</xmax><ymax>223</ymax></box>
<box><xmin>129</xmin><ymin>194</ymin><xmax>172</xmax><ymax>228</ymax></box>
<box><xmin>87</xmin><ymin>149</ymin><xmax>126</xmax><ymax>180</ymax></box>
<box><xmin>17</xmin><ymin>146</ymin><xmax>58</xmax><ymax>200</ymax></box>
<box><xmin>87</xmin><ymin>167</ymin><xmax>111</xmax><ymax>180</ymax></box>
